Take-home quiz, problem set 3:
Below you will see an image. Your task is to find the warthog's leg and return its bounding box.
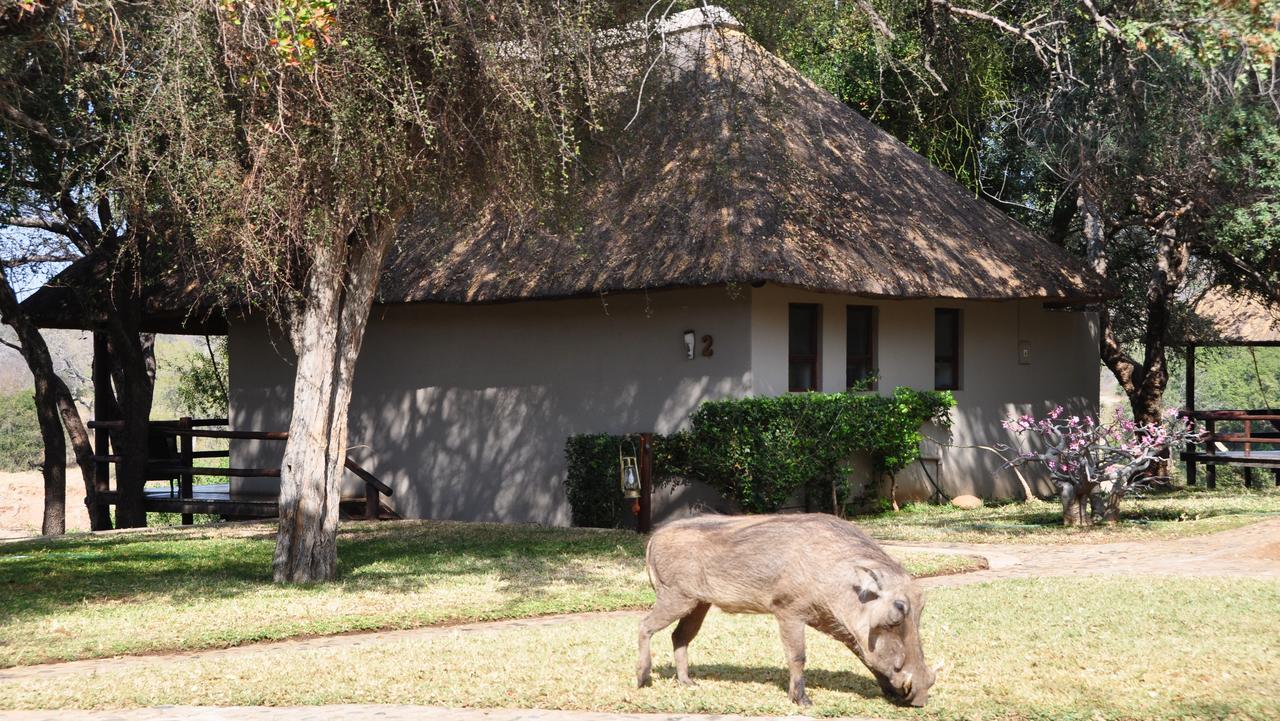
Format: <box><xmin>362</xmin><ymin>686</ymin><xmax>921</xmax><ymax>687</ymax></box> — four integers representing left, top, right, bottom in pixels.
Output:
<box><xmin>776</xmin><ymin>616</ymin><xmax>811</xmax><ymax>706</ymax></box>
<box><xmin>672</xmin><ymin>602</ymin><xmax>711</xmax><ymax>685</ymax></box>
<box><xmin>637</xmin><ymin>595</ymin><xmax>697</xmax><ymax>688</ymax></box>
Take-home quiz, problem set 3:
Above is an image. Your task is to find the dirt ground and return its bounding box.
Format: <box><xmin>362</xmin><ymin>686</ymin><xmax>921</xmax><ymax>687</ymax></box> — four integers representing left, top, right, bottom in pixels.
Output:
<box><xmin>0</xmin><ymin>468</ymin><xmax>91</xmax><ymax>539</ymax></box>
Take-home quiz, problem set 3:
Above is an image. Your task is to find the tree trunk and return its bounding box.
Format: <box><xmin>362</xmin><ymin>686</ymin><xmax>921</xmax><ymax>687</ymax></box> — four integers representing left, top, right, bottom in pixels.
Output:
<box><xmin>1060</xmin><ymin>483</ymin><xmax>1093</xmax><ymax>526</ymax></box>
<box><xmin>57</xmin><ymin>390</ymin><xmax>112</xmax><ymax>530</ymax></box>
<box><xmin>1093</xmin><ymin>492</ymin><xmax>1122</xmax><ymax>524</ymax></box>
<box><xmin>97</xmin><ymin>240</ymin><xmax>157</xmax><ymax>529</ymax></box>
<box><xmin>274</xmin><ymin>220</ymin><xmax>395</xmax><ymax>583</ymax></box>
<box><xmin>0</xmin><ymin>271</ymin><xmax>69</xmax><ymax>535</ymax></box>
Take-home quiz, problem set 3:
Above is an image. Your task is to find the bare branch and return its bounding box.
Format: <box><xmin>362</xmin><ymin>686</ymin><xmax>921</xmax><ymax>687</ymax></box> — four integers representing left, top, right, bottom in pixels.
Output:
<box><xmin>2</xmin><ymin>215</ymin><xmax>74</xmax><ymax>237</ymax></box>
<box><xmin>0</xmin><ymin>100</ymin><xmax>69</xmax><ymax>149</ymax></box>
<box><xmin>1</xmin><ymin>253</ymin><xmax>78</xmax><ymax>268</ymax></box>
<box><xmin>930</xmin><ymin>0</ymin><xmax>1055</xmax><ymax>69</ymax></box>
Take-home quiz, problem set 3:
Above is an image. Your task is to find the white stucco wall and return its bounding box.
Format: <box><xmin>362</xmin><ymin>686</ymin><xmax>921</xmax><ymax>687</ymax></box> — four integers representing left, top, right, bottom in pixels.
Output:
<box><xmin>748</xmin><ymin>285</ymin><xmax>1100</xmax><ymax>499</ymax></box>
<box><xmin>228</xmin><ymin>283</ymin><xmax>1099</xmax><ymax>524</ymax></box>
<box><xmin>228</xmin><ymin>287</ymin><xmax>751</xmax><ymax>524</ymax></box>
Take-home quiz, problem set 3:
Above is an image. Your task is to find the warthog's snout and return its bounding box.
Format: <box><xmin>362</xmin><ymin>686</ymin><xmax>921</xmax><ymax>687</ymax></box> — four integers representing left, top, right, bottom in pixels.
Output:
<box><xmin>879</xmin><ymin>667</ymin><xmax>934</xmax><ymax>707</ymax></box>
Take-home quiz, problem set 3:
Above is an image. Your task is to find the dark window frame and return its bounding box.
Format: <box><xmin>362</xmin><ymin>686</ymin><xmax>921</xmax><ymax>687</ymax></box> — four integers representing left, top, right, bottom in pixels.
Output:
<box><xmin>934</xmin><ymin>308</ymin><xmax>962</xmax><ymax>391</ymax></box>
<box><xmin>788</xmin><ymin>303</ymin><xmax>821</xmax><ymax>392</ymax></box>
<box><xmin>846</xmin><ymin>305</ymin><xmax>877</xmax><ymax>390</ymax></box>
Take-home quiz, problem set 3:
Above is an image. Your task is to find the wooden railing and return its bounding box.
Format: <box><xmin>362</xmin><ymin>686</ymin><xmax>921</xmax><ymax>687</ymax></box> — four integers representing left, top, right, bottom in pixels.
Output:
<box><xmin>88</xmin><ymin>417</ymin><xmax>393</xmax><ymax>521</ymax></box>
<box><xmin>1178</xmin><ymin>409</ymin><xmax>1280</xmax><ymax>489</ymax></box>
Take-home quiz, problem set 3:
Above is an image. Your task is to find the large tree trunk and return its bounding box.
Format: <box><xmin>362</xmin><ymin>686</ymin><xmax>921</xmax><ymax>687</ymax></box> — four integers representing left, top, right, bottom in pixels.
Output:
<box><xmin>0</xmin><ymin>272</ymin><xmax>70</xmax><ymax>534</ymax></box>
<box><xmin>273</xmin><ymin>220</ymin><xmax>395</xmax><ymax>583</ymax></box>
<box><xmin>98</xmin><ymin>242</ymin><xmax>157</xmax><ymax>529</ymax></box>
<box><xmin>1081</xmin><ymin>176</ymin><xmax>1190</xmax><ymax>481</ymax></box>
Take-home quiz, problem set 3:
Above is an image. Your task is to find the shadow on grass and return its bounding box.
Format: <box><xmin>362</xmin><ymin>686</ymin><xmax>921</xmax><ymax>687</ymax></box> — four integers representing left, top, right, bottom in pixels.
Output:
<box><xmin>0</xmin><ymin>521</ymin><xmax>647</xmax><ymax>628</ymax></box>
<box><xmin>651</xmin><ymin>662</ymin><xmax>884</xmax><ymax>700</ymax></box>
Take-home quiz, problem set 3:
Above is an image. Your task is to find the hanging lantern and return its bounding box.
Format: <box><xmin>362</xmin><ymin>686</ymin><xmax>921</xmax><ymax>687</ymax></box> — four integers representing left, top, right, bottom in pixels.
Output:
<box><xmin>619</xmin><ymin>441</ymin><xmax>641</xmax><ymax>499</ymax></box>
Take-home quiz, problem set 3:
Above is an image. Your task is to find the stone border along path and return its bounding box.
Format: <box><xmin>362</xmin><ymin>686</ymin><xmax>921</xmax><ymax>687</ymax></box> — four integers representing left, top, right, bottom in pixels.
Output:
<box><xmin>0</xmin><ymin>518</ymin><xmax>1276</xmax><ymax>721</ymax></box>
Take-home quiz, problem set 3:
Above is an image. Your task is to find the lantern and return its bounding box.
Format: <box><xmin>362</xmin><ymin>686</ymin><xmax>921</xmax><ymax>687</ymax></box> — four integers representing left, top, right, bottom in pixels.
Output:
<box><xmin>619</xmin><ymin>441</ymin><xmax>641</xmax><ymax>499</ymax></box>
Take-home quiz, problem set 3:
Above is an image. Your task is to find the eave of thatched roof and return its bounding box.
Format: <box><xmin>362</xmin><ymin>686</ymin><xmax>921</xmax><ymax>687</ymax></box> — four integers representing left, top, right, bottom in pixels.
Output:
<box><xmin>1182</xmin><ymin>287</ymin><xmax>1280</xmax><ymax>346</ymax></box>
<box><xmin>21</xmin><ymin>252</ymin><xmax>226</xmax><ymax>335</ymax></box>
<box><xmin>378</xmin><ymin>7</ymin><xmax>1112</xmax><ymax>305</ymax></box>
<box><xmin>22</xmin><ymin>7</ymin><xmax>1111</xmax><ymax>332</ymax></box>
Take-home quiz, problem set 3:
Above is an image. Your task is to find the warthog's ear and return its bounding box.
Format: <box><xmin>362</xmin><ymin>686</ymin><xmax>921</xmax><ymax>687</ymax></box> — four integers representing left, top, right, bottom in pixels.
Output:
<box><xmin>847</xmin><ymin>567</ymin><xmax>881</xmax><ymax>650</ymax></box>
<box><xmin>852</xmin><ymin>567</ymin><xmax>882</xmax><ymax>604</ymax></box>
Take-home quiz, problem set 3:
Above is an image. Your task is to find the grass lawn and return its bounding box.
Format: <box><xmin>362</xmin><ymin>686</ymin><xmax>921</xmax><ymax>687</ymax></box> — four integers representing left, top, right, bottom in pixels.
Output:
<box><xmin>2</xmin><ymin>577</ymin><xmax>1275</xmax><ymax>720</ymax></box>
<box><xmin>859</xmin><ymin>487</ymin><xmax>1280</xmax><ymax>544</ymax></box>
<box><xmin>0</xmin><ymin>520</ymin><xmax>982</xmax><ymax>668</ymax></box>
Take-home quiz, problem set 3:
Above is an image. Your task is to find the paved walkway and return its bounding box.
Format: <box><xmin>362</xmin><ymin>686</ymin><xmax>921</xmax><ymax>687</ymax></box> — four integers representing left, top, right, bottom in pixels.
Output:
<box><xmin>1</xmin><ymin>518</ymin><xmax>1276</xmax><ymax>720</ymax></box>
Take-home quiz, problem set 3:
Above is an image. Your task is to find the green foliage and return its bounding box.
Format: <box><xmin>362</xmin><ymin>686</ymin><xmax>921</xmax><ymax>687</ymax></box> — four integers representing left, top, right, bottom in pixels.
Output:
<box><xmin>563</xmin><ymin>433</ymin><xmax>687</xmax><ymax>528</ymax></box>
<box><xmin>564</xmin><ymin>388</ymin><xmax>954</xmax><ymax>525</ymax></box>
<box><xmin>0</xmin><ymin>391</ymin><xmax>43</xmax><ymax>472</ymax></box>
<box><xmin>676</xmin><ymin>387</ymin><xmax>954</xmax><ymax>514</ymax></box>
<box><xmin>563</xmin><ymin>434</ymin><xmax>626</xmax><ymax>528</ymax></box>
<box><xmin>172</xmin><ymin>338</ymin><xmax>229</xmax><ymax>417</ymax></box>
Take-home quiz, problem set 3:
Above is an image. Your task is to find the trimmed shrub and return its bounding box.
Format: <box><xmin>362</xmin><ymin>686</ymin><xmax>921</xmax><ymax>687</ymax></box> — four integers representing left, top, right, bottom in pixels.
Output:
<box><xmin>564</xmin><ymin>388</ymin><xmax>954</xmax><ymax>525</ymax></box>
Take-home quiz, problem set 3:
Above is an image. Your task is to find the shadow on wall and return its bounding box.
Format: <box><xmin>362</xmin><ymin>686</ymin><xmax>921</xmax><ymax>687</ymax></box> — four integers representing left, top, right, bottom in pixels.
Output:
<box><xmin>898</xmin><ymin>395</ymin><xmax>1096</xmax><ymax>502</ymax></box>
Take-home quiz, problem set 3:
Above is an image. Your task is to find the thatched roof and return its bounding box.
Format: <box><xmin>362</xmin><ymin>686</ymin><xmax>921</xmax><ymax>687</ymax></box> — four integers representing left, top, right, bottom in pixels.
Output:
<box><xmin>1183</xmin><ymin>287</ymin><xmax>1280</xmax><ymax>346</ymax></box>
<box><xmin>378</xmin><ymin>8</ymin><xmax>1110</xmax><ymax>305</ymax></box>
<box><xmin>23</xmin><ymin>7</ymin><xmax>1110</xmax><ymax>333</ymax></box>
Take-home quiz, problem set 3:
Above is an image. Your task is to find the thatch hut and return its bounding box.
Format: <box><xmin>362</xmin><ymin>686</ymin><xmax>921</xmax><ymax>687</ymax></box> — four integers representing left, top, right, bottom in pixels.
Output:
<box><xmin>25</xmin><ymin>7</ymin><xmax>1110</xmax><ymax>522</ymax></box>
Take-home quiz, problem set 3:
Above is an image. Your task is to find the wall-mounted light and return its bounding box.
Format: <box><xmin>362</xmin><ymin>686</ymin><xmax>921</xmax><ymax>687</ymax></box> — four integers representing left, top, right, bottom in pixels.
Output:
<box><xmin>683</xmin><ymin>329</ymin><xmax>696</xmax><ymax>360</ymax></box>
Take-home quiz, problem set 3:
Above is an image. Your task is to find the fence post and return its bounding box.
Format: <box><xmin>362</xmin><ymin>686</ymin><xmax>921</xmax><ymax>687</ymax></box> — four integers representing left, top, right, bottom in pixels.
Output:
<box><xmin>638</xmin><ymin>433</ymin><xmax>653</xmax><ymax>534</ymax></box>
<box><xmin>1206</xmin><ymin>418</ymin><xmax>1217</xmax><ymax>490</ymax></box>
<box><xmin>1185</xmin><ymin>346</ymin><xmax>1197</xmax><ymax>486</ymax></box>
<box><xmin>179</xmin><ymin>416</ymin><xmax>194</xmax><ymax>525</ymax></box>
<box><xmin>92</xmin><ymin>333</ymin><xmax>111</xmax><ymax>499</ymax></box>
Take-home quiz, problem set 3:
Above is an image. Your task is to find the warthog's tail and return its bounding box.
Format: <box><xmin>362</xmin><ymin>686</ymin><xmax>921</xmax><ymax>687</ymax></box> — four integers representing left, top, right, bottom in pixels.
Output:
<box><xmin>643</xmin><ymin>533</ymin><xmax>658</xmax><ymax>590</ymax></box>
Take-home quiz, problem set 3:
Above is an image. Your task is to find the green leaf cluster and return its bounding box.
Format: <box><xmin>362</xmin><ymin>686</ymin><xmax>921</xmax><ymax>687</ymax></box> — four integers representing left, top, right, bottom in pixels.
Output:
<box><xmin>0</xmin><ymin>391</ymin><xmax>45</xmax><ymax>472</ymax></box>
<box><xmin>564</xmin><ymin>387</ymin><xmax>953</xmax><ymax>526</ymax></box>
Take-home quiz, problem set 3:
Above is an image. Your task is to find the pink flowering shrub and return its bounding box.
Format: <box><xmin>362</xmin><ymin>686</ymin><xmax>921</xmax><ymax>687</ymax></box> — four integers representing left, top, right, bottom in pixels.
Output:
<box><xmin>1002</xmin><ymin>407</ymin><xmax>1202</xmax><ymax>526</ymax></box>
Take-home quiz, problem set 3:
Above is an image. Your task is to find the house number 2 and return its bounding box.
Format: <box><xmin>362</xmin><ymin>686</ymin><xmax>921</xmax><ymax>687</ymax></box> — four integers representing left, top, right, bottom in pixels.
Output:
<box><xmin>701</xmin><ymin>335</ymin><xmax>714</xmax><ymax>357</ymax></box>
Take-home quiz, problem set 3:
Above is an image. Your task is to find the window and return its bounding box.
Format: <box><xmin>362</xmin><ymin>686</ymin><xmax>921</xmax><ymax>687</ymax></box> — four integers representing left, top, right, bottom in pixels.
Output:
<box><xmin>934</xmin><ymin>308</ymin><xmax>962</xmax><ymax>390</ymax></box>
<box><xmin>846</xmin><ymin>306</ymin><xmax>876</xmax><ymax>389</ymax></box>
<box><xmin>788</xmin><ymin>304</ymin><xmax>820</xmax><ymax>392</ymax></box>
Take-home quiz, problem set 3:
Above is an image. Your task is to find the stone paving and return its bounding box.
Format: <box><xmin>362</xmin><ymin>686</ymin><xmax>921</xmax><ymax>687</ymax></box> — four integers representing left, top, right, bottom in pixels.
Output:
<box><xmin>1</xmin><ymin>517</ymin><xmax>1276</xmax><ymax>721</ymax></box>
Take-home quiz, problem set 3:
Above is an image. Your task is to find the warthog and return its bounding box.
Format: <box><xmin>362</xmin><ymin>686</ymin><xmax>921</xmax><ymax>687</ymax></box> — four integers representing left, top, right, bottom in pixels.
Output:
<box><xmin>637</xmin><ymin>513</ymin><xmax>937</xmax><ymax>707</ymax></box>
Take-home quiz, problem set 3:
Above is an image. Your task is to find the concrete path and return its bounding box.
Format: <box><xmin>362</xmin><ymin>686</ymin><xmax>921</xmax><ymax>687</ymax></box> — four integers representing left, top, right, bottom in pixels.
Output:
<box><xmin>1</xmin><ymin>518</ymin><xmax>1276</xmax><ymax>721</ymax></box>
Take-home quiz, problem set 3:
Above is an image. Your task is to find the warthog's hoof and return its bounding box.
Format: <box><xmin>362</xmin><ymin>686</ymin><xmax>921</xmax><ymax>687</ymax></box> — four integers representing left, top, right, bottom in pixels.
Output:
<box><xmin>792</xmin><ymin>693</ymin><xmax>813</xmax><ymax>707</ymax></box>
<box><xmin>637</xmin><ymin>672</ymin><xmax>652</xmax><ymax>688</ymax></box>
<box><xmin>677</xmin><ymin>677</ymin><xmax>698</xmax><ymax>687</ymax></box>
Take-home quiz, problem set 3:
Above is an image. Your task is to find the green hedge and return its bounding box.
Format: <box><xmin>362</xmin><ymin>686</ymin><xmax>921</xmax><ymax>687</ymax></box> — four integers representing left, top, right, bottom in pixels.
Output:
<box><xmin>564</xmin><ymin>387</ymin><xmax>954</xmax><ymax>525</ymax></box>
<box><xmin>563</xmin><ymin>433</ymin><xmax>686</xmax><ymax>528</ymax></box>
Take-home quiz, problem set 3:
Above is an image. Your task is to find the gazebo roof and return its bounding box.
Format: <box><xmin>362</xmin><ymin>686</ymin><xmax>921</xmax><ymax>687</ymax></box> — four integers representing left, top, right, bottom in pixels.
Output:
<box><xmin>1183</xmin><ymin>287</ymin><xmax>1280</xmax><ymax>347</ymax></box>
<box><xmin>22</xmin><ymin>6</ymin><xmax>1112</xmax><ymax>333</ymax></box>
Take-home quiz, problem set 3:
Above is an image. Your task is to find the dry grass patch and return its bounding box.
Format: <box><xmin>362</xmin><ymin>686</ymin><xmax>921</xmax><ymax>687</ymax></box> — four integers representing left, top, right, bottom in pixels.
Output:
<box><xmin>0</xmin><ymin>519</ymin><xmax>980</xmax><ymax>667</ymax></box>
<box><xmin>1</xmin><ymin>577</ymin><xmax>1274</xmax><ymax>720</ymax></box>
